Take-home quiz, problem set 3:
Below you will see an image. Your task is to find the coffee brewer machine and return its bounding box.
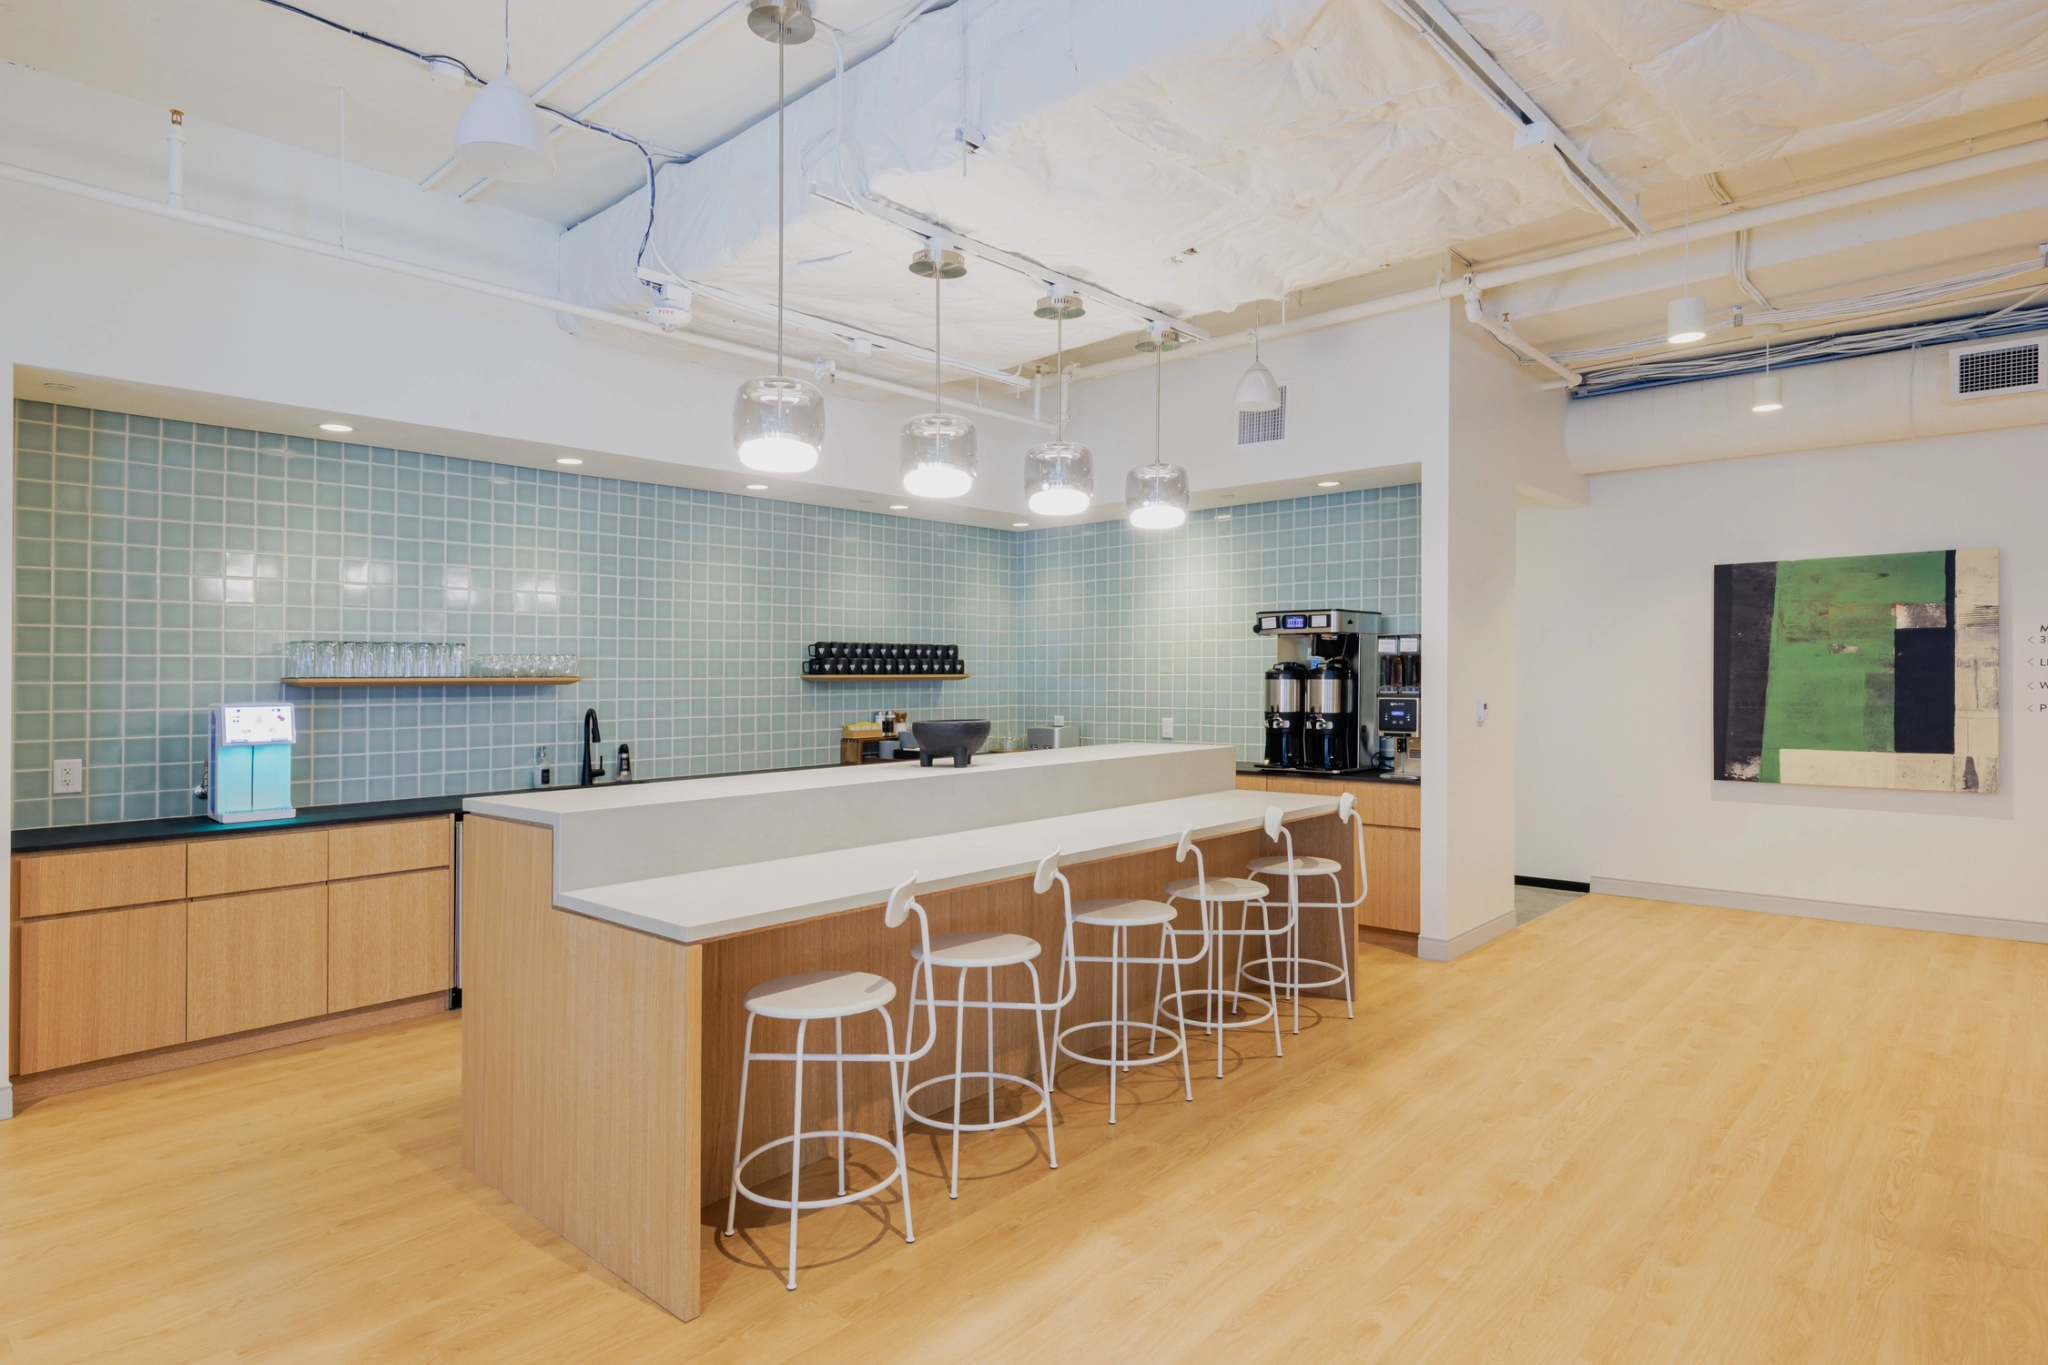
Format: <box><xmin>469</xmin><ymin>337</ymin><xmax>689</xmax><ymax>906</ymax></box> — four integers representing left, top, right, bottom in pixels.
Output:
<box><xmin>1254</xmin><ymin>609</ymin><xmax>1382</xmax><ymax>774</ymax></box>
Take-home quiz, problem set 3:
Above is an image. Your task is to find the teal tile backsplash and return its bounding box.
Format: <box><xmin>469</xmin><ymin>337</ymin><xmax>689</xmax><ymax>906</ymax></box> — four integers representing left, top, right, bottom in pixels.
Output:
<box><xmin>12</xmin><ymin>400</ymin><xmax>1419</xmax><ymax>828</ymax></box>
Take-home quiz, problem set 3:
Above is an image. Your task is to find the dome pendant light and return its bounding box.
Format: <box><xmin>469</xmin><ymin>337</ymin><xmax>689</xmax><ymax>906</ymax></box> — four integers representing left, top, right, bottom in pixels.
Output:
<box><xmin>454</xmin><ymin>1</ymin><xmax>556</xmax><ymax>183</ymax></box>
<box><xmin>1752</xmin><ymin>324</ymin><xmax>1784</xmax><ymax>412</ymax></box>
<box><xmin>1024</xmin><ymin>311</ymin><xmax>1094</xmax><ymax>516</ymax></box>
<box><xmin>734</xmin><ymin>3</ymin><xmax>824</xmax><ymax>474</ymax></box>
<box><xmin>900</xmin><ymin>249</ymin><xmax>977</xmax><ymax>498</ymax></box>
<box><xmin>1126</xmin><ymin>334</ymin><xmax>1190</xmax><ymax>530</ymax></box>
<box><xmin>1235</xmin><ymin>310</ymin><xmax>1283</xmax><ymax>412</ymax></box>
<box><xmin>1666</xmin><ymin>179</ymin><xmax>1706</xmax><ymax>345</ymax></box>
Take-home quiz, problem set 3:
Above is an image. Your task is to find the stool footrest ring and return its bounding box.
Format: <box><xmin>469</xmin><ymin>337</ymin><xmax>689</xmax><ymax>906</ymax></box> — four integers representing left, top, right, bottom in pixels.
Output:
<box><xmin>904</xmin><ymin>1070</ymin><xmax>1052</xmax><ymax>1133</ymax></box>
<box><xmin>1239</xmin><ymin>956</ymin><xmax>1347</xmax><ymax>992</ymax></box>
<box><xmin>1055</xmin><ymin>1019</ymin><xmax>1185</xmax><ymax>1068</ymax></box>
<box><xmin>1158</xmin><ymin>986</ymin><xmax>1277</xmax><ymax>1029</ymax></box>
<box><xmin>731</xmin><ymin>1131</ymin><xmax>904</xmax><ymax>1212</ymax></box>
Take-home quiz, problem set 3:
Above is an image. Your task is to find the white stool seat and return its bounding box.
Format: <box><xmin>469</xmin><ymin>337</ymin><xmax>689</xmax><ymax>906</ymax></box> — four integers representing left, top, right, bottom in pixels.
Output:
<box><xmin>913</xmin><ymin>930</ymin><xmax>1043</xmax><ymax>969</ymax></box>
<box><xmin>1247</xmin><ymin>855</ymin><xmax>1342</xmax><ymax>877</ymax></box>
<box><xmin>743</xmin><ymin>970</ymin><xmax>896</xmax><ymax>1020</ymax></box>
<box><xmin>1165</xmin><ymin>875</ymin><xmax>1269</xmax><ymax>902</ymax></box>
<box><xmin>1073</xmin><ymin>897</ymin><xmax>1177</xmax><ymax>927</ymax></box>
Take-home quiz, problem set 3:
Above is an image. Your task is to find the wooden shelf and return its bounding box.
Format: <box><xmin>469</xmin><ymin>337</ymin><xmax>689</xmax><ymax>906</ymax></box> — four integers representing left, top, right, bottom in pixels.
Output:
<box><xmin>282</xmin><ymin>677</ymin><xmax>581</xmax><ymax>688</ymax></box>
<box><xmin>802</xmin><ymin>673</ymin><xmax>967</xmax><ymax>682</ymax></box>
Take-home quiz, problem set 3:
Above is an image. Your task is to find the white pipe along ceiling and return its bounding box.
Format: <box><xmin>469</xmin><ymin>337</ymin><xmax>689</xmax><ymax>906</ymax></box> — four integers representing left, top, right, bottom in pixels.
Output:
<box><xmin>560</xmin><ymin>0</ymin><xmax>2048</xmax><ymax>400</ymax></box>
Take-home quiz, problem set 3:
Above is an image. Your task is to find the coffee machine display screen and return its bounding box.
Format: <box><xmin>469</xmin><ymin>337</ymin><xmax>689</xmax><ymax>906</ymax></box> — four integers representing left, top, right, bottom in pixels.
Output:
<box><xmin>1378</xmin><ymin>697</ymin><xmax>1418</xmax><ymax>735</ymax></box>
<box><xmin>1376</xmin><ymin>636</ymin><xmax>1399</xmax><ymax>654</ymax></box>
<box><xmin>1282</xmin><ymin>614</ymin><xmax>1309</xmax><ymax>630</ymax></box>
<box><xmin>1259</xmin><ymin>615</ymin><xmax>1280</xmax><ymax>631</ymax></box>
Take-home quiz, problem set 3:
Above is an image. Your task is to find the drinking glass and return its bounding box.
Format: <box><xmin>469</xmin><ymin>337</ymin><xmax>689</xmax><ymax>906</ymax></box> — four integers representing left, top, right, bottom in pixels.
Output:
<box><xmin>398</xmin><ymin>643</ymin><xmax>416</xmax><ymax>678</ymax></box>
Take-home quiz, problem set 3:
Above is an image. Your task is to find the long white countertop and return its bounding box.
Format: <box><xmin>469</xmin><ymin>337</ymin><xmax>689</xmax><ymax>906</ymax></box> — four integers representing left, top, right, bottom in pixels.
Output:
<box><xmin>557</xmin><ymin>787</ymin><xmax>1338</xmax><ymax>943</ymax></box>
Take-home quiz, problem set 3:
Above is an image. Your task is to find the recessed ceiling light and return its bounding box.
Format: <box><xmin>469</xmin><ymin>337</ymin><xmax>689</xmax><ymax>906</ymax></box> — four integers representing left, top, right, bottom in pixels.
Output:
<box><xmin>746</xmin><ymin>483</ymin><xmax>769</xmax><ymax>491</ymax></box>
<box><xmin>555</xmin><ymin>457</ymin><xmax>583</xmax><ymax>465</ymax></box>
<box><xmin>888</xmin><ymin>504</ymin><xmax>909</xmax><ymax>510</ymax></box>
<box><xmin>1317</xmin><ymin>480</ymin><xmax>1339</xmax><ymax>488</ymax></box>
<box><xmin>319</xmin><ymin>423</ymin><xmax>354</xmax><ymax>433</ymax></box>
<box><xmin>1012</xmin><ymin>522</ymin><xmax>1030</xmax><ymax>528</ymax></box>
<box><xmin>43</xmin><ymin>382</ymin><xmax>75</xmax><ymax>392</ymax></box>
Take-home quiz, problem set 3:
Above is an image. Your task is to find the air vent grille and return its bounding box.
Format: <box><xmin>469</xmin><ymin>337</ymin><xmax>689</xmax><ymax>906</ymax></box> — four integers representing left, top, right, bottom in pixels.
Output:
<box><xmin>1952</xmin><ymin>340</ymin><xmax>2042</xmax><ymax>399</ymax></box>
<box><xmin>1236</xmin><ymin>385</ymin><xmax>1288</xmax><ymax>445</ymax></box>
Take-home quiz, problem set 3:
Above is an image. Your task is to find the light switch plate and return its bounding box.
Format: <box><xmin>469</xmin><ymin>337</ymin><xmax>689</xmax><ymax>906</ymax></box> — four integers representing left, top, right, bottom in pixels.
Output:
<box><xmin>52</xmin><ymin>758</ymin><xmax>82</xmax><ymax>794</ymax></box>
<box><xmin>1475</xmin><ymin>697</ymin><xmax>1490</xmax><ymax>726</ymax></box>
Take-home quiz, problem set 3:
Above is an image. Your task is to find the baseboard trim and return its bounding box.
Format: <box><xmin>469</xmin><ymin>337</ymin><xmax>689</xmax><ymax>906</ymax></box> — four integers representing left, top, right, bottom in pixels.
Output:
<box><xmin>0</xmin><ymin>1080</ymin><xmax>13</xmax><ymax>1121</ymax></box>
<box><xmin>8</xmin><ymin>993</ymin><xmax>453</xmax><ymax>1107</ymax></box>
<box><xmin>1516</xmin><ymin>875</ymin><xmax>1592</xmax><ymax>893</ymax></box>
<box><xmin>1591</xmin><ymin>877</ymin><xmax>2048</xmax><ymax>944</ymax></box>
<box><xmin>1419</xmin><ymin>909</ymin><xmax>1516</xmax><ymax>962</ymax></box>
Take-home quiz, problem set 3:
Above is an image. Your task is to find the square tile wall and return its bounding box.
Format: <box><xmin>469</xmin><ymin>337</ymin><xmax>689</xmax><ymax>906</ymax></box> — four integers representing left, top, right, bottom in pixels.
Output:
<box><xmin>1014</xmin><ymin>492</ymin><xmax>1419</xmax><ymax>756</ymax></box>
<box><xmin>12</xmin><ymin>401</ymin><xmax>1418</xmax><ymax>828</ymax></box>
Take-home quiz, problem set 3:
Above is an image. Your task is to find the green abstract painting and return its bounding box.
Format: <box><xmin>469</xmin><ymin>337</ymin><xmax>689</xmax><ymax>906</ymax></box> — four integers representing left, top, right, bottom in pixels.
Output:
<box><xmin>1713</xmin><ymin>548</ymin><xmax>2000</xmax><ymax>792</ymax></box>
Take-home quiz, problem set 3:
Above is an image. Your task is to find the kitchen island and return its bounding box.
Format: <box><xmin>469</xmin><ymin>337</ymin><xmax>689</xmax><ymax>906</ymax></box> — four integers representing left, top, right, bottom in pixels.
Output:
<box><xmin>459</xmin><ymin>743</ymin><xmax>1355</xmax><ymax>1320</ymax></box>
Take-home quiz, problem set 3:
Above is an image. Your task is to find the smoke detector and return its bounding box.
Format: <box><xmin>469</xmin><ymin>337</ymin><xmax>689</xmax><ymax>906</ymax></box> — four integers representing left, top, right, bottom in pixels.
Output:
<box><xmin>644</xmin><ymin>284</ymin><xmax>691</xmax><ymax>331</ymax></box>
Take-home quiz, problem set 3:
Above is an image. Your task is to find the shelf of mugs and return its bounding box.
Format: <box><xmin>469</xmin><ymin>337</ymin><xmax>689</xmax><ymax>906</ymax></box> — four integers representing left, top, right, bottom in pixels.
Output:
<box><xmin>281</xmin><ymin>642</ymin><xmax>580</xmax><ymax>686</ymax></box>
<box><xmin>803</xmin><ymin>641</ymin><xmax>966</xmax><ymax>680</ymax></box>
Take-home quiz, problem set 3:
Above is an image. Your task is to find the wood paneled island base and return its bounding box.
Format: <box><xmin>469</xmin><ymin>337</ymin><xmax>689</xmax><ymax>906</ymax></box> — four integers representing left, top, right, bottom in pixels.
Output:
<box><xmin>460</xmin><ymin>807</ymin><xmax>1354</xmax><ymax>1321</ymax></box>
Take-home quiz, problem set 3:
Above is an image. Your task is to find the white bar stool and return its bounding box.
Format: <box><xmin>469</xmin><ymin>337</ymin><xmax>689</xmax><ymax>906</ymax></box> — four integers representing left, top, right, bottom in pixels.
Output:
<box><xmin>902</xmin><ymin>921</ymin><xmax>1059</xmax><ymax>1199</ymax></box>
<box><xmin>724</xmin><ymin>875</ymin><xmax>939</xmax><ymax>1291</ymax></box>
<box><xmin>1041</xmin><ymin>847</ymin><xmax>1195</xmax><ymax>1124</ymax></box>
<box><xmin>1243</xmin><ymin>794</ymin><xmax>1367</xmax><ymax>1029</ymax></box>
<box><xmin>1155</xmin><ymin>825</ymin><xmax>1282</xmax><ymax>1078</ymax></box>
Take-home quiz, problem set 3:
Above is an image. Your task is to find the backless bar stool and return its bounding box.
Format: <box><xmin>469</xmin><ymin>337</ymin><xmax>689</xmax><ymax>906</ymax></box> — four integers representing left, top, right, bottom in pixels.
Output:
<box><xmin>725</xmin><ymin>875</ymin><xmax>939</xmax><ymax>1290</ymax></box>
<box><xmin>1155</xmin><ymin>825</ymin><xmax>1282</xmax><ymax>1078</ymax></box>
<box><xmin>902</xmin><ymin>913</ymin><xmax>1060</xmax><ymax>1199</ymax></box>
<box><xmin>1244</xmin><ymin>793</ymin><xmax>1368</xmax><ymax>1027</ymax></box>
<box><xmin>1042</xmin><ymin>848</ymin><xmax>1194</xmax><ymax>1123</ymax></box>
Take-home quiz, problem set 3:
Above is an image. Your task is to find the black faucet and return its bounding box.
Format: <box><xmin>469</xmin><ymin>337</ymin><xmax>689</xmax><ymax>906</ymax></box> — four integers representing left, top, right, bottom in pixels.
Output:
<box><xmin>581</xmin><ymin>709</ymin><xmax>604</xmax><ymax>787</ymax></box>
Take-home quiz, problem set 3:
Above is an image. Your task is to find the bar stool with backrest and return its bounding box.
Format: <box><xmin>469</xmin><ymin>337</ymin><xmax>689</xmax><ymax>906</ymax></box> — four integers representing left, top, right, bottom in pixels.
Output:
<box><xmin>724</xmin><ymin>875</ymin><xmax>939</xmax><ymax>1291</ymax></box>
<box><xmin>1041</xmin><ymin>845</ymin><xmax>1195</xmax><ymax>1124</ymax></box>
<box><xmin>901</xmin><ymin>896</ymin><xmax>1061</xmax><ymax>1199</ymax></box>
<box><xmin>1242</xmin><ymin>793</ymin><xmax>1368</xmax><ymax>1029</ymax></box>
<box><xmin>1155</xmin><ymin>824</ymin><xmax>1283</xmax><ymax>1078</ymax></box>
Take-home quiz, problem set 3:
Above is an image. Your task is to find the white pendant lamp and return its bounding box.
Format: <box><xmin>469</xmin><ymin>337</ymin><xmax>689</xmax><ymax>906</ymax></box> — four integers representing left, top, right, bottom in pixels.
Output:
<box><xmin>1235</xmin><ymin>315</ymin><xmax>1282</xmax><ymax>412</ymax></box>
<box><xmin>734</xmin><ymin>2</ymin><xmax>824</xmax><ymax>475</ymax></box>
<box><xmin>1024</xmin><ymin>311</ymin><xmax>1093</xmax><ymax>516</ymax></box>
<box><xmin>900</xmin><ymin>245</ymin><xmax>977</xmax><ymax>497</ymax></box>
<box><xmin>1666</xmin><ymin>179</ymin><xmax>1705</xmax><ymax>344</ymax></box>
<box><xmin>454</xmin><ymin>2</ymin><xmax>555</xmax><ymax>183</ymax></box>
<box><xmin>1126</xmin><ymin>335</ymin><xmax>1190</xmax><ymax>530</ymax></box>
<box><xmin>1752</xmin><ymin>324</ymin><xmax>1783</xmax><ymax>412</ymax></box>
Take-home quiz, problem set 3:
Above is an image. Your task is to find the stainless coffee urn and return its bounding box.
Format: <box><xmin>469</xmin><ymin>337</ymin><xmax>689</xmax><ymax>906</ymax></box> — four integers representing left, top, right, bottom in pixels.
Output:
<box><xmin>1253</xmin><ymin>609</ymin><xmax>1383</xmax><ymax>774</ymax></box>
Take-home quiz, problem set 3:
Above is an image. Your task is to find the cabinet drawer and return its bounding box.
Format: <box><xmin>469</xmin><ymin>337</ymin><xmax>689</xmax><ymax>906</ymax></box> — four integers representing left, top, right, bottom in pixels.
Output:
<box><xmin>18</xmin><ymin>902</ymin><xmax>188</xmax><ymax>1073</ymax></box>
<box><xmin>187</xmin><ymin>886</ymin><xmax>329</xmax><ymax>1040</ymax></box>
<box><xmin>187</xmin><ymin>828</ymin><xmax>328</xmax><ymax>898</ymax></box>
<box><xmin>328</xmin><ymin>869</ymin><xmax>454</xmax><ymax>1012</ymax></box>
<box><xmin>17</xmin><ymin>842</ymin><xmax>186</xmax><ymax>920</ymax></box>
<box><xmin>327</xmin><ymin>816</ymin><xmax>452</xmax><ymax>881</ymax></box>
<box><xmin>1268</xmin><ymin>777</ymin><xmax>1421</xmax><ymax>830</ymax></box>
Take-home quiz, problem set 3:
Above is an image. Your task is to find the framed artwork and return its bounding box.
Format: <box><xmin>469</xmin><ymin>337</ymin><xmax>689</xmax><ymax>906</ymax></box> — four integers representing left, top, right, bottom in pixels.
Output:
<box><xmin>1712</xmin><ymin>548</ymin><xmax>1999</xmax><ymax>792</ymax></box>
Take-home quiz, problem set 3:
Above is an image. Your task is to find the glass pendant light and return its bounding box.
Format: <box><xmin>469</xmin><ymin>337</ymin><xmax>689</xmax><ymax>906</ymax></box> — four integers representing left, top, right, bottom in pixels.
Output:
<box><xmin>1126</xmin><ymin>334</ymin><xmax>1190</xmax><ymax>530</ymax></box>
<box><xmin>734</xmin><ymin>2</ymin><xmax>824</xmax><ymax>474</ymax></box>
<box><xmin>900</xmin><ymin>246</ymin><xmax>977</xmax><ymax>498</ymax></box>
<box><xmin>1024</xmin><ymin>310</ymin><xmax>1094</xmax><ymax>516</ymax></box>
<box><xmin>1235</xmin><ymin>309</ymin><xmax>1282</xmax><ymax>412</ymax></box>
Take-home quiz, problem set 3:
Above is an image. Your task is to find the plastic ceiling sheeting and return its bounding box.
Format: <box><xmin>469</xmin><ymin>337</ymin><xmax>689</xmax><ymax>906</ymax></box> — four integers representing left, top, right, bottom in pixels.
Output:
<box><xmin>1457</xmin><ymin>0</ymin><xmax>2048</xmax><ymax>178</ymax></box>
<box><xmin>561</xmin><ymin>0</ymin><xmax>2048</xmax><ymax>378</ymax></box>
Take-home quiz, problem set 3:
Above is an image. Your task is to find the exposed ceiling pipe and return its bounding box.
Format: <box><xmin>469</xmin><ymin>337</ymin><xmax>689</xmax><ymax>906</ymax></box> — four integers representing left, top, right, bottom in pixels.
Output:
<box><xmin>419</xmin><ymin>0</ymin><xmax>715</xmax><ymax>192</ymax></box>
<box><xmin>1073</xmin><ymin>134</ymin><xmax>2048</xmax><ymax>381</ymax></box>
<box><xmin>1462</xmin><ymin>277</ymin><xmax>1580</xmax><ymax>386</ymax></box>
<box><xmin>0</xmin><ymin>158</ymin><xmax>1052</xmax><ymax>431</ymax></box>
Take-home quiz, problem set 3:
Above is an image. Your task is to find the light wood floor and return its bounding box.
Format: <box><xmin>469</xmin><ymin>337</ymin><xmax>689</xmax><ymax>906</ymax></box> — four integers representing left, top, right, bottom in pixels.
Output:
<box><xmin>4</xmin><ymin>893</ymin><xmax>2045</xmax><ymax>1363</ymax></box>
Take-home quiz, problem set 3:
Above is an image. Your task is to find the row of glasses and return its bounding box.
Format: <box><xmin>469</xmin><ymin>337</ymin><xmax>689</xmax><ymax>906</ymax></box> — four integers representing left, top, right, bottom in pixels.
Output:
<box><xmin>470</xmin><ymin>653</ymin><xmax>580</xmax><ymax>678</ymax></box>
<box><xmin>286</xmin><ymin>641</ymin><xmax>468</xmax><ymax>679</ymax></box>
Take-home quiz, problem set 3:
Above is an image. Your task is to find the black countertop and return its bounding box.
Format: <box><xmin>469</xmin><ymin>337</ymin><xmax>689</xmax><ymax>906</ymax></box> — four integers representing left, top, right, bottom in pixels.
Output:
<box><xmin>1236</xmin><ymin>762</ymin><xmax>1422</xmax><ymax>786</ymax></box>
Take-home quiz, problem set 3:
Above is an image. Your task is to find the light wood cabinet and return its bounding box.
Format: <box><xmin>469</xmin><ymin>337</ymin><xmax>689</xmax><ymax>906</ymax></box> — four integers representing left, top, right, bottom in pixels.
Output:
<box><xmin>187</xmin><ymin>886</ymin><xmax>330</xmax><ymax>1040</ymax></box>
<box><xmin>329</xmin><ymin>868</ymin><xmax>454</xmax><ymax>1012</ymax></box>
<box><xmin>187</xmin><ymin>827</ymin><xmax>328</xmax><ymax>899</ymax></box>
<box><xmin>1262</xmin><ymin>775</ymin><xmax>1422</xmax><ymax>933</ymax></box>
<box><xmin>17</xmin><ymin>842</ymin><xmax>186</xmax><ymax>920</ymax></box>
<box><xmin>17</xmin><ymin>902</ymin><xmax>188</xmax><ymax>1072</ymax></box>
<box><xmin>329</xmin><ymin>816</ymin><xmax>452</xmax><ymax>882</ymax></box>
<box><xmin>1234</xmin><ymin>774</ymin><xmax>1268</xmax><ymax>791</ymax></box>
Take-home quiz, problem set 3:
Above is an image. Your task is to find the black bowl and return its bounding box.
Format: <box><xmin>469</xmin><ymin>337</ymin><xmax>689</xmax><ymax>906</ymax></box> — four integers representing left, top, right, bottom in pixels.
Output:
<box><xmin>911</xmin><ymin>719</ymin><xmax>991</xmax><ymax>768</ymax></box>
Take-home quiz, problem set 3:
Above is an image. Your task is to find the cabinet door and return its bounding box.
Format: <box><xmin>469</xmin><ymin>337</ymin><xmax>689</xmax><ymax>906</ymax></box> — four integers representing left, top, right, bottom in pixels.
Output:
<box><xmin>18</xmin><ymin>903</ymin><xmax>188</xmax><ymax>1073</ymax></box>
<box><xmin>17</xmin><ymin>842</ymin><xmax>186</xmax><ymax>919</ymax></box>
<box><xmin>1359</xmin><ymin>825</ymin><xmax>1421</xmax><ymax>933</ymax></box>
<box><xmin>187</xmin><ymin>828</ymin><xmax>328</xmax><ymax>898</ymax></box>
<box><xmin>327</xmin><ymin>816</ymin><xmax>452</xmax><ymax>881</ymax></box>
<box><xmin>187</xmin><ymin>886</ymin><xmax>329</xmax><ymax>1040</ymax></box>
<box><xmin>1234</xmin><ymin>774</ymin><xmax>1268</xmax><ymax>791</ymax></box>
<box><xmin>328</xmin><ymin>868</ymin><xmax>454</xmax><ymax>1012</ymax></box>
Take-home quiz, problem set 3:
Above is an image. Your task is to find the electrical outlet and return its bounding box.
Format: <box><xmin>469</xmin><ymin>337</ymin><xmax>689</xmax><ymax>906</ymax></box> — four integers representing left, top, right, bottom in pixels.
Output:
<box><xmin>1475</xmin><ymin>697</ymin><xmax>1490</xmax><ymax>726</ymax></box>
<box><xmin>1161</xmin><ymin>716</ymin><xmax>1175</xmax><ymax>740</ymax></box>
<box><xmin>52</xmin><ymin>757</ymin><xmax>82</xmax><ymax>794</ymax></box>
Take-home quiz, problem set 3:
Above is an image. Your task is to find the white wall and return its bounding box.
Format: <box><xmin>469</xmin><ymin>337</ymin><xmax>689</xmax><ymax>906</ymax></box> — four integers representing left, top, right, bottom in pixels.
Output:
<box><xmin>1518</xmin><ymin>424</ymin><xmax>2048</xmax><ymax>930</ymax></box>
